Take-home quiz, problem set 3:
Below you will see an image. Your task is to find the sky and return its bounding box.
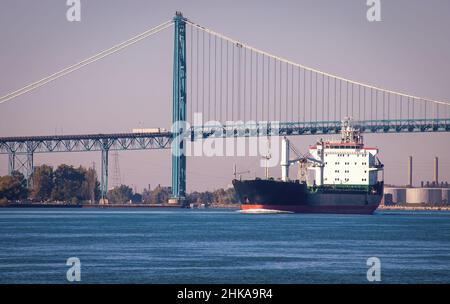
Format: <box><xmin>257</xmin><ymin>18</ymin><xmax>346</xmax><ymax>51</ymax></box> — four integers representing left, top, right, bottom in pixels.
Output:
<box><xmin>0</xmin><ymin>0</ymin><xmax>449</xmax><ymax>192</ymax></box>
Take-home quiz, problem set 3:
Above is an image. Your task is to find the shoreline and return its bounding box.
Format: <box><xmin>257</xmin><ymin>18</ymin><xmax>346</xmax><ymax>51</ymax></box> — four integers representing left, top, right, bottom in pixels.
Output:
<box><xmin>378</xmin><ymin>205</ymin><xmax>450</xmax><ymax>211</ymax></box>
<box><xmin>2</xmin><ymin>203</ymin><xmax>449</xmax><ymax>212</ymax></box>
<box><xmin>0</xmin><ymin>202</ymin><xmax>240</xmax><ymax>209</ymax></box>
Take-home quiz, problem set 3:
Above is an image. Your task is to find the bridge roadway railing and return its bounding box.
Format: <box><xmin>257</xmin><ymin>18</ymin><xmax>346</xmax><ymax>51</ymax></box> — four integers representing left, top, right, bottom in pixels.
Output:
<box><xmin>189</xmin><ymin>118</ymin><xmax>450</xmax><ymax>139</ymax></box>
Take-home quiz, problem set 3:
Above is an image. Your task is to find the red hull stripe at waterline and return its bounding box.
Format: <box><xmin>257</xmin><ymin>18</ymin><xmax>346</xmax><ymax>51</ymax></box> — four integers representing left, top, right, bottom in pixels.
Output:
<box><xmin>241</xmin><ymin>204</ymin><xmax>378</xmax><ymax>215</ymax></box>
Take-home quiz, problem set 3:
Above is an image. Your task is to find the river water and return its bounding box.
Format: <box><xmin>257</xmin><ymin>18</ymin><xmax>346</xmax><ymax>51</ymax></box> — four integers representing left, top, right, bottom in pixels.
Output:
<box><xmin>0</xmin><ymin>208</ymin><xmax>449</xmax><ymax>283</ymax></box>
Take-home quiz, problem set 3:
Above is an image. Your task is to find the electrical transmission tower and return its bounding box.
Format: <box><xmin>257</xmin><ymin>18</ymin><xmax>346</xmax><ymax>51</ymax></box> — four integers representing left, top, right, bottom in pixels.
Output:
<box><xmin>112</xmin><ymin>151</ymin><xmax>122</xmax><ymax>188</ymax></box>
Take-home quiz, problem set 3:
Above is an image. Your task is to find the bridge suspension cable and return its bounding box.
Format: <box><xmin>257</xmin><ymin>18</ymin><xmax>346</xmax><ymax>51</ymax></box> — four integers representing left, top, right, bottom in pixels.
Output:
<box><xmin>185</xmin><ymin>18</ymin><xmax>450</xmax><ymax>127</ymax></box>
<box><xmin>0</xmin><ymin>20</ymin><xmax>173</xmax><ymax>105</ymax></box>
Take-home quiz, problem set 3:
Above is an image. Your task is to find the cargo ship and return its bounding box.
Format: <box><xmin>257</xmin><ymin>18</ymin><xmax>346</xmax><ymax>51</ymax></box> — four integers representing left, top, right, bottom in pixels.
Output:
<box><xmin>233</xmin><ymin>119</ymin><xmax>384</xmax><ymax>215</ymax></box>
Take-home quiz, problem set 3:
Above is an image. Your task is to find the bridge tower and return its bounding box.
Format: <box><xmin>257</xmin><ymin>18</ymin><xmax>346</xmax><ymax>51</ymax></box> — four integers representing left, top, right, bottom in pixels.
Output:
<box><xmin>170</xmin><ymin>12</ymin><xmax>187</xmax><ymax>205</ymax></box>
<box><xmin>8</xmin><ymin>150</ymin><xmax>34</xmax><ymax>189</ymax></box>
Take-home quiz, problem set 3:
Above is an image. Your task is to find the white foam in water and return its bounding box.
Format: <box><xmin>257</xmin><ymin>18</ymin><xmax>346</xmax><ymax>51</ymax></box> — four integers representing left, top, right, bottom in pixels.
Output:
<box><xmin>238</xmin><ymin>209</ymin><xmax>294</xmax><ymax>214</ymax></box>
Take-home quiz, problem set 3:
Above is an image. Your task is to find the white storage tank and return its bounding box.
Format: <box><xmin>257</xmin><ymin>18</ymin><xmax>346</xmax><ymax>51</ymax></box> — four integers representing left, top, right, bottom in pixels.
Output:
<box><xmin>442</xmin><ymin>189</ymin><xmax>450</xmax><ymax>205</ymax></box>
<box><xmin>384</xmin><ymin>188</ymin><xmax>407</xmax><ymax>204</ymax></box>
<box><xmin>406</xmin><ymin>188</ymin><xmax>442</xmax><ymax>204</ymax></box>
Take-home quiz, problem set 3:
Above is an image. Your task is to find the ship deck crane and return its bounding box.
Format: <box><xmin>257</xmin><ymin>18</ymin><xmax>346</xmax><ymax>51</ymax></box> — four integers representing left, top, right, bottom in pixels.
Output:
<box><xmin>281</xmin><ymin>137</ymin><xmax>323</xmax><ymax>182</ymax></box>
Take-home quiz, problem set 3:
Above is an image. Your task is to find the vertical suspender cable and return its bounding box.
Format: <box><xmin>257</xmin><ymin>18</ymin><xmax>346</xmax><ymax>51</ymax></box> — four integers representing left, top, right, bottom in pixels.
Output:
<box><xmin>334</xmin><ymin>78</ymin><xmax>337</xmax><ymax>122</ymax></box>
<box><xmin>388</xmin><ymin>93</ymin><xmax>390</xmax><ymax>121</ymax></box>
<box><xmin>262</xmin><ymin>55</ymin><xmax>265</xmax><ymax>121</ymax></box>
<box><xmin>226</xmin><ymin>40</ymin><xmax>229</xmax><ymax>121</ymax></box>
<box><xmin>268</xmin><ymin>57</ymin><xmax>271</xmax><ymax>121</ymax></box>
<box><xmin>298</xmin><ymin>67</ymin><xmax>300</xmax><ymax>122</ymax></box>
<box><xmin>202</xmin><ymin>30</ymin><xmax>205</xmax><ymax>124</ymax></box>
<box><xmin>358</xmin><ymin>85</ymin><xmax>361</xmax><ymax>120</ymax></box>
<box><xmin>327</xmin><ymin>76</ymin><xmax>330</xmax><ymax>125</ymax></box>
<box><xmin>291</xmin><ymin>65</ymin><xmax>294</xmax><ymax>122</ymax></box>
<box><xmin>322</xmin><ymin>73</ymin><xmax>324</xmax><ymax>122</ymax></box>
<box><xmin>273</xmin><ymin>59</ymin><xmax>277</xmax><ymax>120</ymax></box>
<box><xmin>256</xmin><ymin>52</ymin><xmax>258</xmax><ymax>123</ymax></box>
<box><xmin>238</xmin><ymin>45</ymin><xmax>241</xmax><ymax>121</ymax></box>
<box><xmin>315</xmin><ymin>72</ymin><xmax>318</xmax><ymax>122</ymax></box>
<box><xmin>363</xmin><ymin>86</ymin><xmax>366</xmax><ymax>122</ymax></box>
<box><xmin>425</xmin><ymin>100</ymin><xmax>427</xmax><ymax>122</ymax></box>
<box><xmin>351</xmin><ymin>83</ymin><xmax>354</xmax><ymax>119</ymax></box>
<box><xmin>375</xmin><ymin>90</ymin><xmax>378</xmax><ymax>124</ymax></box>
<box><xmin>286</xmin><ymin>62</ymin><xmax>289</xmax><ymax>121</ymax></box>
<box><xmin>214</xmin><ymin>35</ymin><xmax>217</xmax><ymax>120</ymax></box>
<box><xmin>249</xmin><ymin>50</ymin><xmax>253</xmax><ymax>120</ymax></box>
<box><xmin>370</xmin><ymin>88</ymin><xmax>373</xmax><ymax>123</ymax></box>
<box><xmin>310</xmin><ymin>70</ymin><xmax>312</xmax><ymax>122</ymax></box>
<box><xmin>280</xmin><ymin>61</ymin><xmax>282</xmax><ymax>122</ymax></box>
<box><xmin>346</xmin><ymin>81</ymin><xmax>348</xmax><ymax>118</ymax></box>
<box><xmin>303</xmin><ymin>69</ymin><xmax>305</xmax><ymax>122</ymax></box>
<box><xmin>400</xmin><ymin>96</ymin><xmax>403</xmax><ymax>121</ymax></box>
<box><xmin>339</xmin><ymin>80</ymin><xmax>342</xmax><ymax>121</ymax></box>
<box><xmin>232</xmin><ymin>43</ymin><xmax>235</xmax><ymax>121</ymax></box>
<box><xmin>243</xmin><ymin>47</ymin><xmax>246</xmax><ymax>122</ymax></box>
<box><xmin>208</xmin><ymin>33</ymin><xmax>211</xmax><ymax>121</ymax></box>
<box><xmin>189</xmin><ymin>25</ymin><xmax>193</xmax><ymax>123</ymax></box>
<box><xmin>196</xmin><ymin>27</ymin><xmax>199</xmax><ymax>121</ymax></box>
<box><xmin>220</xmin><ymin>38</ymin><xmax>223</xmax><ymax>122</ymax></box>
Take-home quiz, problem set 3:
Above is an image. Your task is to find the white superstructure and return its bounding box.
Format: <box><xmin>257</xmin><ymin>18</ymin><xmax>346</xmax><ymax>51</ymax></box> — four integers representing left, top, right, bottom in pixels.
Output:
<box><xmin>308</xmin><ymin>119</ymin><xmax>383</xmax><ymax>187</ymax></box>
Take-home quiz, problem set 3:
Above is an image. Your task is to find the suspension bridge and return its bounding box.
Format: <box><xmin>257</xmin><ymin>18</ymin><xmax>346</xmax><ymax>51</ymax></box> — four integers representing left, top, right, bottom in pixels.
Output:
<box><xmin>1</xmin><ymin>12</ymin><xmax>449</xmax><ymax>204</ymax></box>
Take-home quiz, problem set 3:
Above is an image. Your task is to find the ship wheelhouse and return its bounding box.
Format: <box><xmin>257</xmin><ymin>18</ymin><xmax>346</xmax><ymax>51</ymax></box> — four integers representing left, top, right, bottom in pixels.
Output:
<box><xmin>308</xmin><ymin>119</ymin><xmax>384</xmax><ymax>189</ymax></box>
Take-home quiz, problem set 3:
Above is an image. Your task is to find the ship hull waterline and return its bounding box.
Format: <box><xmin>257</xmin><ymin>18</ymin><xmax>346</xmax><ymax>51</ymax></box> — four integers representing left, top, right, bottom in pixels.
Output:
<box><xmin>233</xmin><ymin>179</ymin><xmax>383</xmax><ymax>215</ymax></box>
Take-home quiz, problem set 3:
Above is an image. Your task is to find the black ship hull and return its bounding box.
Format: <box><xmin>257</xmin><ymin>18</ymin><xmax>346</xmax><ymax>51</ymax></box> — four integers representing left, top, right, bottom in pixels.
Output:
<box><xmin>232</xmin><ymin>179</ymin><xmax>383</xmax><ymax>215</ymax></box>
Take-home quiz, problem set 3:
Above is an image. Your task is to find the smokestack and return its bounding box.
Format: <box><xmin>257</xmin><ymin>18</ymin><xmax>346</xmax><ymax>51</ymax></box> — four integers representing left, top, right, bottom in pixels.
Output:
<box><xmin>408</xmin><ymin>156</ymin><xmax>413</xmax><ymax>187</ymax></box>
<box><xmin>434</xmin><ymin>157</ymin><xmax>439</xmax><ymax>185</ymax></box>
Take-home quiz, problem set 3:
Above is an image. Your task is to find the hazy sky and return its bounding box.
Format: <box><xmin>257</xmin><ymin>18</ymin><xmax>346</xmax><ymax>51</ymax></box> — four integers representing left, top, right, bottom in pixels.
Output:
<box><xmin>1</xmin><ymin>0</ymin><xmax>449</xmax><ymax>192</ymax></box>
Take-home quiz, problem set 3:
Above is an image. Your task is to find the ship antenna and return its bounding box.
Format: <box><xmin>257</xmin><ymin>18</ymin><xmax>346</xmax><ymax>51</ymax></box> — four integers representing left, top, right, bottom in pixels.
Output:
<box><xmin>233</xmin><ymin>163</ymin><xmax>250</xmax><ymax>181</ymax></box>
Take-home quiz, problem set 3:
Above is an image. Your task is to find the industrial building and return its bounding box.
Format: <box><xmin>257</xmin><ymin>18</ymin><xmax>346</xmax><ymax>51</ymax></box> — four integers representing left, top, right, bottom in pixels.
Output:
<box><xmin>384</xmin><ymin>156</ymin><xmax>450</xmax><ymax>205</ymax></box>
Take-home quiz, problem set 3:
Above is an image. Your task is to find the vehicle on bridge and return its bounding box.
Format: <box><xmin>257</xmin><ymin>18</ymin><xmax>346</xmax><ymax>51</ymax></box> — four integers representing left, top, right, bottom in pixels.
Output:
<box><xmin>132</xmin><ymin>128</ymin><xmax>168</xmax><ymax>134</ymax></box>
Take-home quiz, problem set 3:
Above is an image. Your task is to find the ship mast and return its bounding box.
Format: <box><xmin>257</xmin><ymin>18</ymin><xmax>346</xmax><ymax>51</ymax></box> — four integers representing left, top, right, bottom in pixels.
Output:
<box><xmin>263</xmin><ymin>136</ymin><xmax>272</xmax><ymax>179</ymax></box>
<box><xmin>341</xmin><ymin>117</ymin><xmax>363</xmax><ymax>144</ymax></box>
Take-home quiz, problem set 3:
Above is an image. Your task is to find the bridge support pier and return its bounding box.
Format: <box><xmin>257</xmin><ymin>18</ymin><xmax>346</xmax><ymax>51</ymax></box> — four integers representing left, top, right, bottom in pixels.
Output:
<box><xmin>7</xmin><ymin>151</ymin><xmax>34</xmax><ymax>188</ymax></box>
<box><xmin>100</xmin><ymin>145</ymin><xmax>109</xmax><ymax>204</ymax></box>
<box><xmin>26</xmin><ymin>152</ymin><xmax>34</xmax><ymax>189</ymax></box>
<box><xmin>170</xmin><ymin>12</ymin><xmax>187</xmax><ymax>206</ymax></box>
<box><xmin>8</xmin><ymin>151</ymin><xmax>15</xmax><ymax>175</ymax></box>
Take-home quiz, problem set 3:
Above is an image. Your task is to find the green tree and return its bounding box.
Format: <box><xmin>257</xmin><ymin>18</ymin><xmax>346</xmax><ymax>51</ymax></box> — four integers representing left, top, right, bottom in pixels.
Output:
<box><xmin>0</xmin><ymin>171</ymin><xmax>28</xmax><ymax>201</ymax></box>
<box><xmin>51</xmin><ymin>165</ymin><xmax>85</xmax><ymax>203</ymax></box>
<box><xmin>81</xmin><ymin>167</ymin><xmax>100</xmax><ymax>203</ymax></box>
<box><xmin>131</xmin><ymin>193</ymin><xmax>143</xmax><ymax>203</ymax></box>
<box><xmin>107</xmin><ymin>185</ymin><xmax>134</xmax><ymax>204</ymax></box>
<box><xmin>31</xmin><ymin>165</ymin><xmax>54</xmax><ymax>201</ymax></box>
<box><xmin>149</xmin><ymin>185</ymin><xmax>171</xmax><ymax>204</ymax></box>
<box><xmin>142</xmin><ymin>188</ymin><xmax>152</xmax><ymax>203</ymax></box>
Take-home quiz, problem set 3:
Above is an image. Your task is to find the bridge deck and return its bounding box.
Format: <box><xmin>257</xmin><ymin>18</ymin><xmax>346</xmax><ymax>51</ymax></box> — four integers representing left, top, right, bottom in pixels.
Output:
<box><xmin>1</xmin><ymin>119</ymin><xmax>449</xmax><ymax>154</ymax></box>
<box><xmin>0</xmin><ymin>132</ymin><xmax>173</xmax><ymax>154</ymax></box>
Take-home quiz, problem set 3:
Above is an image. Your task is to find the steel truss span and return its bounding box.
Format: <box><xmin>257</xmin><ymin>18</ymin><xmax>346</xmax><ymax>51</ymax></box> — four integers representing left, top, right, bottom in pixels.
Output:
<box><xmin>190</xmin><ymin>119</ymin><xmax>450</xmax><ymax>139</ymax></box>
<box><xmin>0</xmin><ymin>132</ymin><xmax>173</xmax><ymax>154</ymax></box>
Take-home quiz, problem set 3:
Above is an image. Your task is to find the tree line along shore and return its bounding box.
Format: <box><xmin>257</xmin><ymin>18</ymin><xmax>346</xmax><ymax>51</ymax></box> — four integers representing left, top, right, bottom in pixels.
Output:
<box><xmin>0</xmin><ymin>164</ymin><xmax>238</xmax><ymax>207</ymax></box>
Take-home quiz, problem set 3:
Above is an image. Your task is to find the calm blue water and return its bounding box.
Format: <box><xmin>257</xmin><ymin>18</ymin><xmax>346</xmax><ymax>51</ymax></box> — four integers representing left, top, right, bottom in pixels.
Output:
<box><xmin>0</xmin><ymin>208</ymin><xmax>449</xmax><ymax>284</ymax></box>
